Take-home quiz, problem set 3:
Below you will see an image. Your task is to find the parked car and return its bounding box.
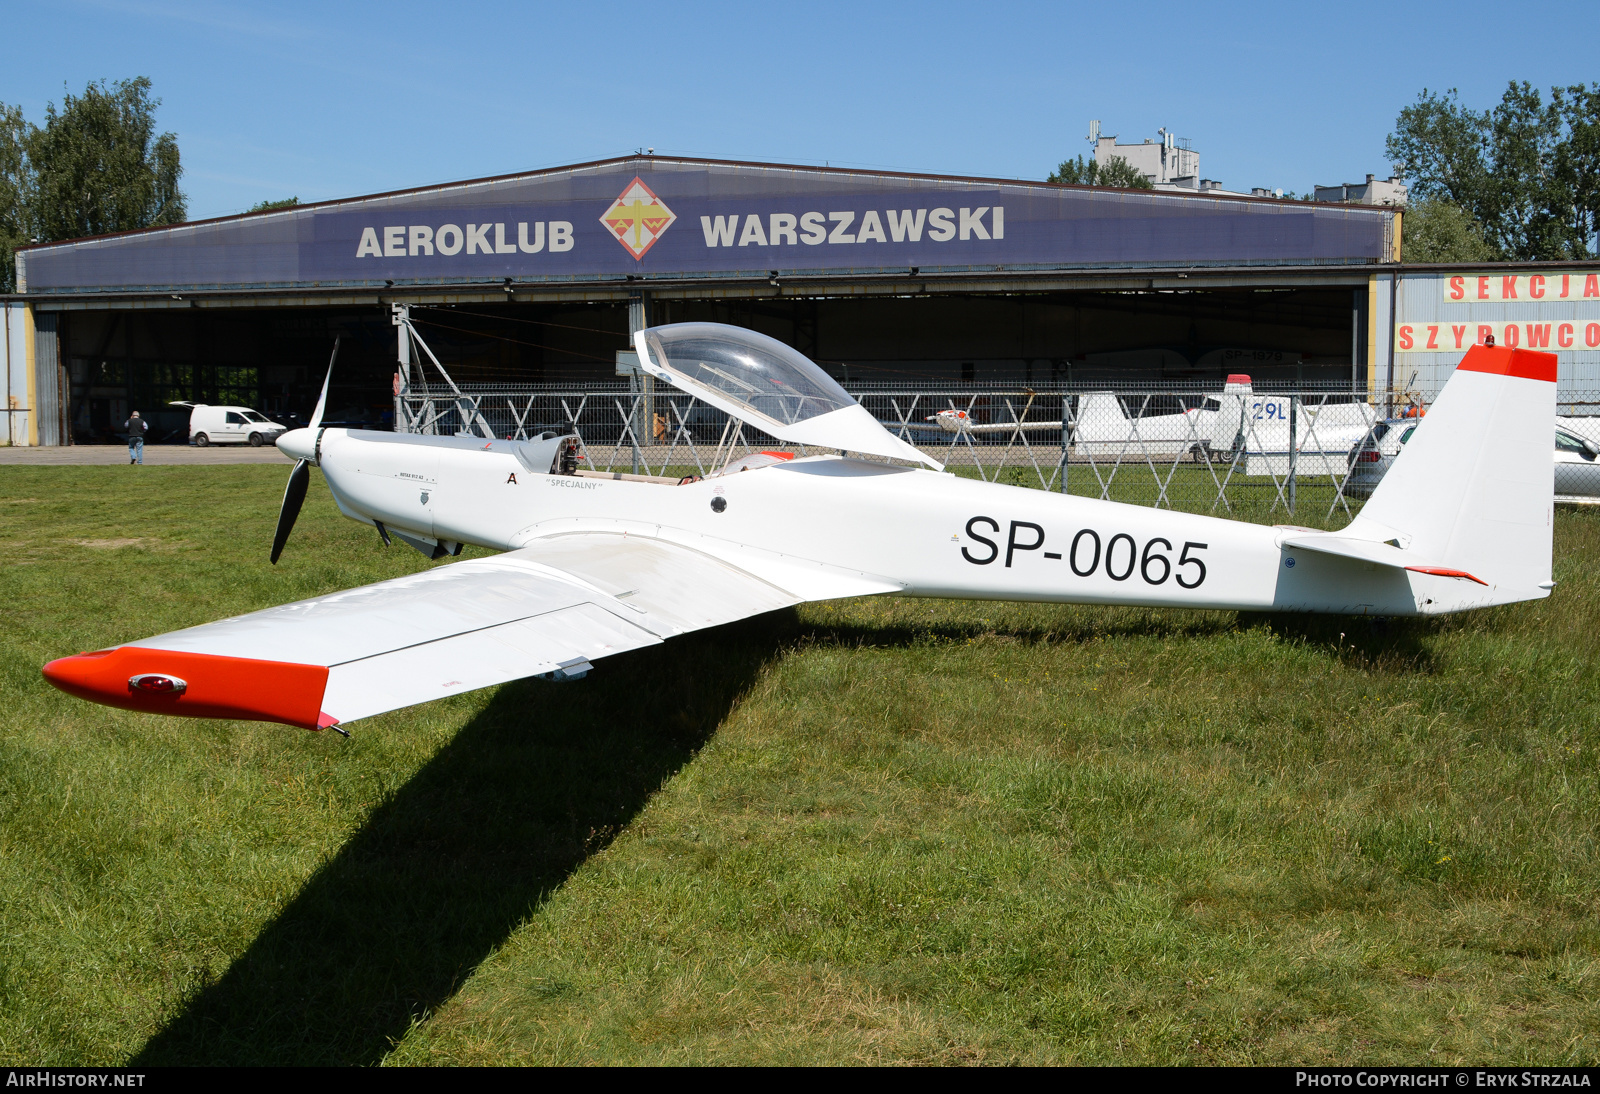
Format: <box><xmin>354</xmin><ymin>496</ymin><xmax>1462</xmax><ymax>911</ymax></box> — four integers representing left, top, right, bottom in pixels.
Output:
<box><xmin>1343</xmin><ymin>419</ymin><xmax>1600</xmax><ymax>501</ymax></box>
<box><xmin>1341</xmin><ymin>418</ymin><xmax>1414</xmax><ymax>498</ymax></box>
<box><xmin>168</xmin><ymin>402</ymin><xmax>289</xmax><ymax>447</ymax></box>
<box><xmin>1558</xmin><ymin>416</ymin><xmax>1600</xmax><ymax>448</ymax></box>
<box><xmin>1555</xmin><ymin>427</ymin><xmax>1600</xmax><ymax>501</ymax></box>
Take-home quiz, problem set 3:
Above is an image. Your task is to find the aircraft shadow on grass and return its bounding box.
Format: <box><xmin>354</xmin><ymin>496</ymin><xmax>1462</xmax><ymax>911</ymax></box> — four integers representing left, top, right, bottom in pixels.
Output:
<box><xmin>803</xmin><ymin>608</ymin><xmax>1442</xmax><ymax>674</ymax></box>
<box><xmin>1238</xmin><ymin>611</ymin><xmax>1444</xmax><ymax>673</ymax></box>
<box><xmin>133</xmin><ymin>602</ymin><xmax>1439</xmax><ymax>1064</ymax></box>
<box><xmin>134</xmin><ymin>609</ymin><xmax>800</xmax><ymax>1067</ymax></box>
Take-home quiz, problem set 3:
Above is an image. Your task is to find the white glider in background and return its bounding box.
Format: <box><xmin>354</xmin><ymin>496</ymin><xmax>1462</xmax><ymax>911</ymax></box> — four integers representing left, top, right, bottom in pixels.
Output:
<box><xmin>44</xmin><ymin>324</ymin><xmax>1557</xmax><ymax>734</ymax></box>
<box><xmin>928</xmin><ymin>377</ymin><xmax>1383</xmax><ymax>474</ymax></box>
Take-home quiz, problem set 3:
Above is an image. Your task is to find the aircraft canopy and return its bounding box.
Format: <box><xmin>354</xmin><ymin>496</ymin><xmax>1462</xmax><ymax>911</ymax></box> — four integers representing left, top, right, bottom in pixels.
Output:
<box><xmin>635</xmin><ymin>323</ymin><xmax>940</xmax><ymax>469</ymax></box>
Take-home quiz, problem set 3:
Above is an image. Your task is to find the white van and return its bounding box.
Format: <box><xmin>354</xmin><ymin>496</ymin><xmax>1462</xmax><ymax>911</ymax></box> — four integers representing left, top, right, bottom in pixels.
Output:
<box><xmin>168</xmin><ymin>402</ymin><xmax>289</xmax><ymax>447</ymax></box>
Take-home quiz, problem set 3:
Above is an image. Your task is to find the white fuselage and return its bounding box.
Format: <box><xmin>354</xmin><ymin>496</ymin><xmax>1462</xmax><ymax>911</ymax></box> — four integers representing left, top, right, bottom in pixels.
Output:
<box><xmin>296</xmin><ymin>427</ymin><xmax>1435</xmax><ymax>617</ymax></box>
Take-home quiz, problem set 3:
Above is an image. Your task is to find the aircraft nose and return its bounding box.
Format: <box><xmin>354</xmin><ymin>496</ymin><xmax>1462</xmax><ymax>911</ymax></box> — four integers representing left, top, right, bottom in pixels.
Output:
<box><xmin>277</xmin><ymin>428</ymin><xmax>316</xmax><ymax>462</ymax></box>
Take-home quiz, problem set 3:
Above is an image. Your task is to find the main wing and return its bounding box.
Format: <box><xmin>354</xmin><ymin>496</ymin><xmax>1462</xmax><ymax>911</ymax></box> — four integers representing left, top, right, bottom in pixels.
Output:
<box><xmin>43</xmin><ymin>536</ymin><xmax>807</xmax><ymax>731</ymax></box>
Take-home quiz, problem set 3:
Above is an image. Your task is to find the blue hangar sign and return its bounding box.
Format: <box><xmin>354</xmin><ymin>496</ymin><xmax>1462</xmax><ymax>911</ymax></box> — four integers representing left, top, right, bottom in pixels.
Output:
<box><xmin>16</xmin><ymin>156</ymin><xmax>1396</xmax><ymax>294</ymax></box>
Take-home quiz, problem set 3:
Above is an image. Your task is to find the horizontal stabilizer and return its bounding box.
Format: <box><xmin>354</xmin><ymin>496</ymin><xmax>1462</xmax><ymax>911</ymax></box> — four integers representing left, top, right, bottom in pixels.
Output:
<box><xmin>1279</xmin><ymin>533</ymin><xmax>1408</xmax><ymax>569</ymax></box>
<box><xmin>1280</xmin><ymin>534</ymin><xmax>1486</xmax><ymax>585</ymax></box>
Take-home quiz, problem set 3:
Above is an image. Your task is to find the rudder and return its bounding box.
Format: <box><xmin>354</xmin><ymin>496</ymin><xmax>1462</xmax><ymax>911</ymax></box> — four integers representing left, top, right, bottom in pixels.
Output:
<box><xmin>1346</xmin><ymin>344</ymin><xmax>1556</xmax><ymax>607</ymax></box>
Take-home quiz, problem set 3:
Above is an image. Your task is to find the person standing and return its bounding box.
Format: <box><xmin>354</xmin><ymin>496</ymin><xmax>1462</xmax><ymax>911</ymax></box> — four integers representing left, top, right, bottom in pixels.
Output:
<box><xmin>125</xmin><ymin>411</ymin><xmax>148</xmax><ymax>464</ymax></box>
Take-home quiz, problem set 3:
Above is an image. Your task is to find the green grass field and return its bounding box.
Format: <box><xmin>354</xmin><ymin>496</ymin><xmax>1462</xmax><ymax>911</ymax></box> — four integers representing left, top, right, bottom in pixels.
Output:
<box><xmin>2</xmin><ymin>464</ymin><xmax>1599</xmax><ymax>1065</ymax></box>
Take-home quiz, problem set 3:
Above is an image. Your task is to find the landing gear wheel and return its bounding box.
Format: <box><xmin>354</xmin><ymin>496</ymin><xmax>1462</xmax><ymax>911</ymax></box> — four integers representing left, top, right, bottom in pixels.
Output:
<box><xmin>194</xmin><ymin>433</ymin><xmax>210</xmax><ymax>447</ymax></box>
<box><xmin>248</xmin><ymin>432</ymin><xmax>264</xmax><ymax>447</ymax></box>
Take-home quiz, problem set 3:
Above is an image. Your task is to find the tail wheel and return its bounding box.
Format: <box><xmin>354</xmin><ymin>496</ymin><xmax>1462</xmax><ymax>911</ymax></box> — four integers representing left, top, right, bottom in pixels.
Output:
<box><xmin>248</xmin><ymin>432</ymin><xmax>264</xmax><ymax>447</ymax></box>
<box><xmin>194</xmin><ymin>433</ymin><xmax>210</xmax><ymax>447</ymax></box>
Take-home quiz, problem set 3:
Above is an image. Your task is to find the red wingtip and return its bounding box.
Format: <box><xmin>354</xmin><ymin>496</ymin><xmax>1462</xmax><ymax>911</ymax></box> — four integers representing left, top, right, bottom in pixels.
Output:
<box><xmin>42</xmin><ymin>646</ymin><xmax>330</xmax><ymax>730</ymax></box>
<box><xmin>1456</xmin><ymin>344</ymin><xmax>1557</xmax><ymax>383</ymax></box>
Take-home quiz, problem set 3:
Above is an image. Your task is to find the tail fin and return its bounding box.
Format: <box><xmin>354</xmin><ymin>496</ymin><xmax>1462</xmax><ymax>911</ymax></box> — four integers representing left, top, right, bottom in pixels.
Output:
<box><xmin>1345</xmin><ymin>344</ymin><xmax>1556</xmax><ymax>607</ymax></box>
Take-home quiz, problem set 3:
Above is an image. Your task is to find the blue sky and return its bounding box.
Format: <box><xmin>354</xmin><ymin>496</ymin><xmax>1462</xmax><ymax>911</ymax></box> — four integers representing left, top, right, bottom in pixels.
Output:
<box><xmin>4</xmin><ymin>0</ymin><xmax>1596</xmax><ymax>221</ymax></box>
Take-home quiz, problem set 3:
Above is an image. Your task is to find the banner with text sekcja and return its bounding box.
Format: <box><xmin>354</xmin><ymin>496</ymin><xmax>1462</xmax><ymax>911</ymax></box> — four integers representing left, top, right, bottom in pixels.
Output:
<box><xmin>1399</xmin><ymin>269</ymin><xmax>1600</xmax><ymax>355</ymax></box>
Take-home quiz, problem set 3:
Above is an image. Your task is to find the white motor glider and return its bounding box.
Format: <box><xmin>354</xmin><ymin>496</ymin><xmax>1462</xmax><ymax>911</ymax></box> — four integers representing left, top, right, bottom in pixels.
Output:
<box><xmin>44</xmin><ymin>324</ymin><xmax>1557</xmax><ymax>734</ymax></box>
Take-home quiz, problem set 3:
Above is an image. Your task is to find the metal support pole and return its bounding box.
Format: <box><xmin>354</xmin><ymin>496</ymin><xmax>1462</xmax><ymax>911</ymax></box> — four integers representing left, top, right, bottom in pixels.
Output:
<box><xmin>1287</xmin><ymin>392</ymin><xmax>1298</xmax><ymax>515</ymax></box>
<box><xmin>627</xmin><ymin>372</ymin><xmax>640</xmax><ymax>474</ymax></box>
<box><xmin>401</xmin><ymin>312</ymin><xmax>492</xmax><ymax>438</ymax></box>
<box><xmin>394</xmin><ymin>305</ymin><xmax>409</xmax><ymax>433</ymax></box>
<box><xmin>628</xmin><ymin>291</ymin><xmax>648</xmax><ymax>474</ymax></box>
<box><xmin>3</xmin><ymin>305</ymin><xmax>10</xmax><ymax>447</ymax></box>
<box><xmin>392</xmin><ymin>303</ymin><xmax>416</xmax><ymax>433</ymax></box>
<box><xmin>1387</xmin><ymin>272</ymin><xmax>1399</xmax><ymax>419</ymax></box>
<box><xmin>1058</xmin><ymin>395</ymin><xmax>1068</xmax><ymax>493</ymax></box>
<box><xmin>1351</xmin><ymin>290</ymin><xmax>1360</xmax><ymax>394</ymax></box>
<box><xmin>59</xmin><ymin>361</ymin><xmax>70</xmax><ymax>446</ymax></box>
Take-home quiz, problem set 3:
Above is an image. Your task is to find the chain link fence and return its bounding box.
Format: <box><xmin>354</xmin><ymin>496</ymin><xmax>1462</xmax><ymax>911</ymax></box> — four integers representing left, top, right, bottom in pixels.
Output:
<box><xmin>397</xmin><ymin>381</ymin><xmax>1600</xmax><ymax>527</ymax></box>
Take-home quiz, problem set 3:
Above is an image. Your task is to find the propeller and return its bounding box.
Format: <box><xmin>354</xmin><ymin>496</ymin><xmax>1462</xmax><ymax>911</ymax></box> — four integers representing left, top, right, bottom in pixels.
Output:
<box><xmin>270</xmin><ymin>338</ymin><xmax>338</xmax><ymax>565</ymax></box>
<box><xmin>270</xmin><ymin>460</ymin><xmax>310</xmax><ymax>564</ymax></box>
<box><xmin>309</xmin><ymin>337</ymin><xmax>336</xmax><ymax>431</ymax></box>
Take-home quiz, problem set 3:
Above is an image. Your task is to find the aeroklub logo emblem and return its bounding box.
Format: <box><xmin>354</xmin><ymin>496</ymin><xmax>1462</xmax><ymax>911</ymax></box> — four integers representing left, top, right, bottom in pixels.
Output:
<box><xmin>600</xmin><ymin>177</ymin><xmax>676</xmax><ymax>259</ymax></box>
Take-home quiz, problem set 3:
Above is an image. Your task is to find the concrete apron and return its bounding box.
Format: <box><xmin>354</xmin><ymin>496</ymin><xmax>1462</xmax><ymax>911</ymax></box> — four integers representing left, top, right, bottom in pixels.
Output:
<box><xmin>0</xmin><ymin>445</ymin><xmax>294</xmax><ymax>466</ymax></box>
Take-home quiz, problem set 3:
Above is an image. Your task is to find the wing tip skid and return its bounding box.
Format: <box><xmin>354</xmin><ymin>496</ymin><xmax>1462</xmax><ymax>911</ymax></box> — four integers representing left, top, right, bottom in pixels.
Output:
<box><xmin>43</xmin><ymin>646</ymin><xmax>331</xmax><ymax>731</ymax></box>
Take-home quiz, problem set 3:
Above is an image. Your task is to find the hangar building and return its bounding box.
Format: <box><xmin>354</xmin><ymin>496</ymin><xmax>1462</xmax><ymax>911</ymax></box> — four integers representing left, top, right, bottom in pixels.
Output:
<box><xmin>3</xmin><ymin>154</ymin><xmax>1596</xmax><ymax>446</ymax></box>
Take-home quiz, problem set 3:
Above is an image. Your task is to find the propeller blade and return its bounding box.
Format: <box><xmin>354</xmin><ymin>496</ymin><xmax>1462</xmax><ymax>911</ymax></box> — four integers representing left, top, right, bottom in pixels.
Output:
<box><xmin>270</xmin><ymin>458</ymin><xmax>311</xmax><ymax>565</ymax></box>
<box><xmin>309</xmin><ymin>337</ymin><xmax>339</xmax><ymax>430</ymax></box>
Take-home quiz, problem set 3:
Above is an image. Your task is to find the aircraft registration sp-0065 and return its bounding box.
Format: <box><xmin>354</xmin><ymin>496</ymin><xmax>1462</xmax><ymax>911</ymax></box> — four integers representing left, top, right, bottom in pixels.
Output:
<box><xmin>44</xmin><ymin>324</ymin><xmax>1558</xmax><ymax>734</ymax></box>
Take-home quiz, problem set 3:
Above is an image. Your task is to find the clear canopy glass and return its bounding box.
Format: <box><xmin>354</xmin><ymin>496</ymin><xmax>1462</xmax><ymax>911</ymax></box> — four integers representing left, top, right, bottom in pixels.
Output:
<box><xmin>644</xmin><ymin>323</ymin><xmax>855</xmax><ymax>429</ymax></box>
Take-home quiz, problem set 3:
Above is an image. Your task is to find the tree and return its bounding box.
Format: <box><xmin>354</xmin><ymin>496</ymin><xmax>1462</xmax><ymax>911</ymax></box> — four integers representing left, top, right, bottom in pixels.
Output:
<box><xmin>1552</xmin><ymin>83</ymin><xmax>1600</xmax><ymax>259</ymax></box>
<box><xmin>1400</xmin><ymin>197</ymin><xmax>1495</xmax><ymax>262</ymax></box>
<box><xmin>1387</xmin><ymin>82</ymin><xmax>1600</xmax><ymax>261</ymax></box>
<box><xmin>1485</xmin><ymin>81</ymin><xmax>1567</xmax><ymax>260</ymax></box>
<box><xmin>0</xmin><ymin>78</ymin><xmax>185</xmax><ymax>292</ymax></box>
<box><xmin>1386</xmin><ymin>88</ymin><xmax>1492</xmax><ymax>223</ymax></box>
<box><xmin>1048</xmin><ymin>154</ymin><xmax>1152</xmax><ymax>189</ymax></box>
<box><xmin>249</xmin><ymin>197</ymin><xmax>299</xmax><ymax>213</ymax></box>
<box><xmin>1049</xmin><ymin>154</ymin><xmax>1094</xmax><ymax>185</ymax></box>
<box><xmin>1095</xmin><ymin>156</ymin><xmax>1153</xmax><ymax>190</ymax></box>
<box><xmin>0</xmin><ymin>104</ymin><xmax>27</xmax><ymax>293</ymax></box>
<box><xmin>24</xmin><ymin>77</ymin><xmax>185</xmax><ymax>244</ymax></box>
